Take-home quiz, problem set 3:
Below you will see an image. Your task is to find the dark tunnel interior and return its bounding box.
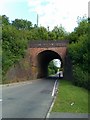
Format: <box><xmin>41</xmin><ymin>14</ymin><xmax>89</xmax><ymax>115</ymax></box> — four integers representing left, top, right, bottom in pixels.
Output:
<box><xmin>37</xmin><ymin>50</ymin><xmax>63</xmax><ymax>78</ymax></box>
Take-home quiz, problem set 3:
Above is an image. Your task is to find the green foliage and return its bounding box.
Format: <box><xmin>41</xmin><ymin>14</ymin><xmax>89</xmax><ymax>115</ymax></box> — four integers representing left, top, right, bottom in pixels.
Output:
<box><xmin>29</xmin><ymin>26</ymin><xmax>48</xmax><ymax>40</ymax></box>
<box><xmin>2</xmin><ymin>20</ymin><xmax>29</xmax><ymax>76</ymax></box>
<box><xmin>73</xmin><ymin>65</ymin><xmax>89</xmax><ymax>89</ymax></box>
<box><xmin>2</xmin><ymin>15</ymin><xmax>10</xmax><ymax>25</ymax></box>
<box><xmin>12</xmin><ymin>19</ymin><xmax>32</xmax><ymax>30</ymax></box>
<box><xmin>48</xmin><ymin>68</ymin><xmax>55</xmax><ymax>75</ymax></box>
<box><xmin>69</xmin><ymin>34</ymin><xmax>88</xmax><ymax>69</ymax></box>
<box><xmin>48</xmin><ymin>60</ymin><xmax>58</xmax><ymax>75</ymax></box>
<box><xmin>51</xmin><ymin>25</ymin><xmax>69</xmax><ymax>40</ymax></box>
<box><xmin>68</xmin><ymin>17</ymin><xmax>89</xmax><ymax>90</ymax></box>
<box><xmin>69</xmin><ymin>16</ymin><xmax>88</xmax><ymax>43</ymax></box>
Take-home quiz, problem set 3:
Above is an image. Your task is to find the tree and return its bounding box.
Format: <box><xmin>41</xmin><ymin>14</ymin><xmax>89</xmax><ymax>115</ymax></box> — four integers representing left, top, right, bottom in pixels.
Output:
<box><xmin>2</xmin><ymin>15</ymin><xmax>10</xmax><ymax>25</ymax></box>
<box><xmin>29</xmin><ymin>26</ymin><xmax>48</xmax><ymax>40</ymax></box>
<box><xmin>52</xmin><ymin>25</ymin><xmax>68</xmax><ymax>40</ymax></box>
<box><xmin>68</xmin><ymin>17</ymin><xmax>89</xmax><ymax>90</ymax></box>
<box><xmin>2</xmin><ymin>19</ymin><xmax>29</xmax><ymax>76</ymax></box>
<box><xmin>69</xmin><ymin>16</ymin><xmax>88</xmax><ymax>43</ymax></box>
<box><xmin>48</xmin><ymin>60</ymin><xmax>58</xmax><ymax>75</ymax></box>
<box><xmin>12</xmin><ymin>19</ymin><xmax>32</xmax><ymax>30</ymax></box>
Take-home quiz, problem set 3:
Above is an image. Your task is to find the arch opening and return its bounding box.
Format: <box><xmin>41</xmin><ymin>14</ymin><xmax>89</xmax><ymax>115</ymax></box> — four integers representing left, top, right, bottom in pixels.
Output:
<box><xmin>37</xmin><ymin>50</ymin><xmax>63</xmax><ymax>78</ymax></box>
<box><xmin>48</xmin><ymin>59</ymin><xmax>62</xmax><ymax>78</ymax></box>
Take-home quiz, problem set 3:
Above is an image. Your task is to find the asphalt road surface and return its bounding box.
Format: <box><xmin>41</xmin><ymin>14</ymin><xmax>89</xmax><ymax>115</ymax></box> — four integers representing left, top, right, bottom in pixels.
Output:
<box><xmin>2</xmin><ymin>78</ymin><xmax>57</xmax><ymax>118</ymax></box>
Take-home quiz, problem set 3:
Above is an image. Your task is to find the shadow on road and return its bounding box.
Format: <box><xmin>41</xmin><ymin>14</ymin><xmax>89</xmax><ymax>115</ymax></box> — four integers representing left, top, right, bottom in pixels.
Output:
<box><xmin>47</xmin><ymin>76</ymin><xmax>59</xmax><ymax>80</ymax></box>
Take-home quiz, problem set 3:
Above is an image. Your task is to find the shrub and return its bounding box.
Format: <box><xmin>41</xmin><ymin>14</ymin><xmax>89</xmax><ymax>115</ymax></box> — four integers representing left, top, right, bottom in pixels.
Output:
<box><xmin>73</xmin><ymin>65</ymin><xmax>89</xmax><ymax>90</ymax></box>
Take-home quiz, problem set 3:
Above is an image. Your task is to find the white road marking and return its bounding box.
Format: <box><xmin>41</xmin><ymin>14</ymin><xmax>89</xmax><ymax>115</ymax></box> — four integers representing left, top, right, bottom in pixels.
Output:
<box><xmin>52</xmin><ymin>80</ymin><xmax>57</xmax><ymax>97</ymax></box>
<box><xmin>46</xmin><ymin>97</ymin><xmax>55</xmax><ymax>118</ymax></box>
<box><xmin>46</xmin><ymin>94</ymin><xmax>57</xmax><ymax>118</ymax></box>
<box><xmin>46</xmin><ymin>80</ymin><xmax>58</xmax><ymax>118</ymax></box>
<box><xmin>0</xmin><ymin>99</ymin><xmax>2</xmax><ymax>102</ymax></box>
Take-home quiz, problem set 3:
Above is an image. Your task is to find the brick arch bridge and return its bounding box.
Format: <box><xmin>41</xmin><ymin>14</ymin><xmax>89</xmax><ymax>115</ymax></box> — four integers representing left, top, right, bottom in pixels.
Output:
<box><xmin>28</xmin><ymin>40</ymin><xmax>69</xmax><ymax>79</ymax></box>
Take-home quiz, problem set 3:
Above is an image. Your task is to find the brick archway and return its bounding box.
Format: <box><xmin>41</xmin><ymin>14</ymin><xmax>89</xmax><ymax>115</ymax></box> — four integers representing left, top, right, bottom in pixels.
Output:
<box><xmin>37</xmin><ymin>50</ymin><xmax>63</xmax><ymax>78</ymax></box>
<box><xmin>28</xmin><ymin>40</ymin><xmax>69</xmax><ymax>79</ymax></box>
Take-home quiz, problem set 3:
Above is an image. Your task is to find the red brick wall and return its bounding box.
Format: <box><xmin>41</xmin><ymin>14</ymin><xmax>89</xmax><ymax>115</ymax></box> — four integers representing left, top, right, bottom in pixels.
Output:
<box><xmin>28</xmin><ymin>47</ymin><xmax>67</xmax><ymax>79</ymax></box>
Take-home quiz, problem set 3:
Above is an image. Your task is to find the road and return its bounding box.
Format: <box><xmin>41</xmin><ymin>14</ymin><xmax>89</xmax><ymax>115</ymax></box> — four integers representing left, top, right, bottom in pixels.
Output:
<box><xmin>2</xmin><ymin>78</ymin><xmax>57</xmax><ymax>118</ymax></box>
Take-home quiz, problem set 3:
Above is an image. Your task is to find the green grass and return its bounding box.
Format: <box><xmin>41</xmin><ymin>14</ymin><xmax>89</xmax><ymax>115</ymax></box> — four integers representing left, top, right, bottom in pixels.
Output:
<box><xmin>52</xmin><ymin>80</ymin><xmax>89</xmax><ymax>113</ymax></box>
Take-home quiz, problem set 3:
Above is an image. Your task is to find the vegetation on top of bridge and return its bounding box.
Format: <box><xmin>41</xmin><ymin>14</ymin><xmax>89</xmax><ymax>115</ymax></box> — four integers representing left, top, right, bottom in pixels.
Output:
<box><xmin>1</xmin><ymin>15</ymin><xmax>90</xmax><ymax>90</ymax></box>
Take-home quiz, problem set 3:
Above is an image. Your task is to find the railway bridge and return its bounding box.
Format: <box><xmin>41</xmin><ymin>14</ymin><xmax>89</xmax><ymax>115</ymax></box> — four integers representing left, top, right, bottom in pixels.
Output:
<box><xmin>28</xmin><ymin>40</ymin><xmax>69</xmax><ymax>79</ymax></box>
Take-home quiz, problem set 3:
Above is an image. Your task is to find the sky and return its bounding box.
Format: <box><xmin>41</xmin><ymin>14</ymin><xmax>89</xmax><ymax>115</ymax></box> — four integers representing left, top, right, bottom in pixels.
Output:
<box><xmin>53</xmin><ymin>59</ymin><xmax>61</xmax><ymax>68</ymax></box>
<box><xmin>0</xmin><ymin>0</ymin><xmax>89</xmax><ymax>32</ymax></box>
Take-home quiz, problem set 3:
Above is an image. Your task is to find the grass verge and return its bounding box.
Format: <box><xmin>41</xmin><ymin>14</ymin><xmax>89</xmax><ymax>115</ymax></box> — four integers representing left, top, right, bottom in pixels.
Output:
<box><xmin>52</xmin><ymin>80</ymin><xmax>89</xmax><ymax>113</ymax></box>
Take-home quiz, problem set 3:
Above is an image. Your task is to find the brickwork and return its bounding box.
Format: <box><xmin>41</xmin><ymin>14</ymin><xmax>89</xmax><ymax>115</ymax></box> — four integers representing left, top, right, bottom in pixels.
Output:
<box><xmin>28</xmin><ymin>45</ymin><xmax>68</xmax><ymax>79</ymax></box>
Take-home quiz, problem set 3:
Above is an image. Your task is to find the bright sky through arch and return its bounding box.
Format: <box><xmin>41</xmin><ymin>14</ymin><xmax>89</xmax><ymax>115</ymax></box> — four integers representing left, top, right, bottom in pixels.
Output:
<box><xmin>53</xmin><ymin>59</ymin><xmax>61</xmax><ymax>68</ymax></box>
<box><xmin>0</xmin><ymin>0</ymin><xmax>88</xmax><ymax>32</ymax></box>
